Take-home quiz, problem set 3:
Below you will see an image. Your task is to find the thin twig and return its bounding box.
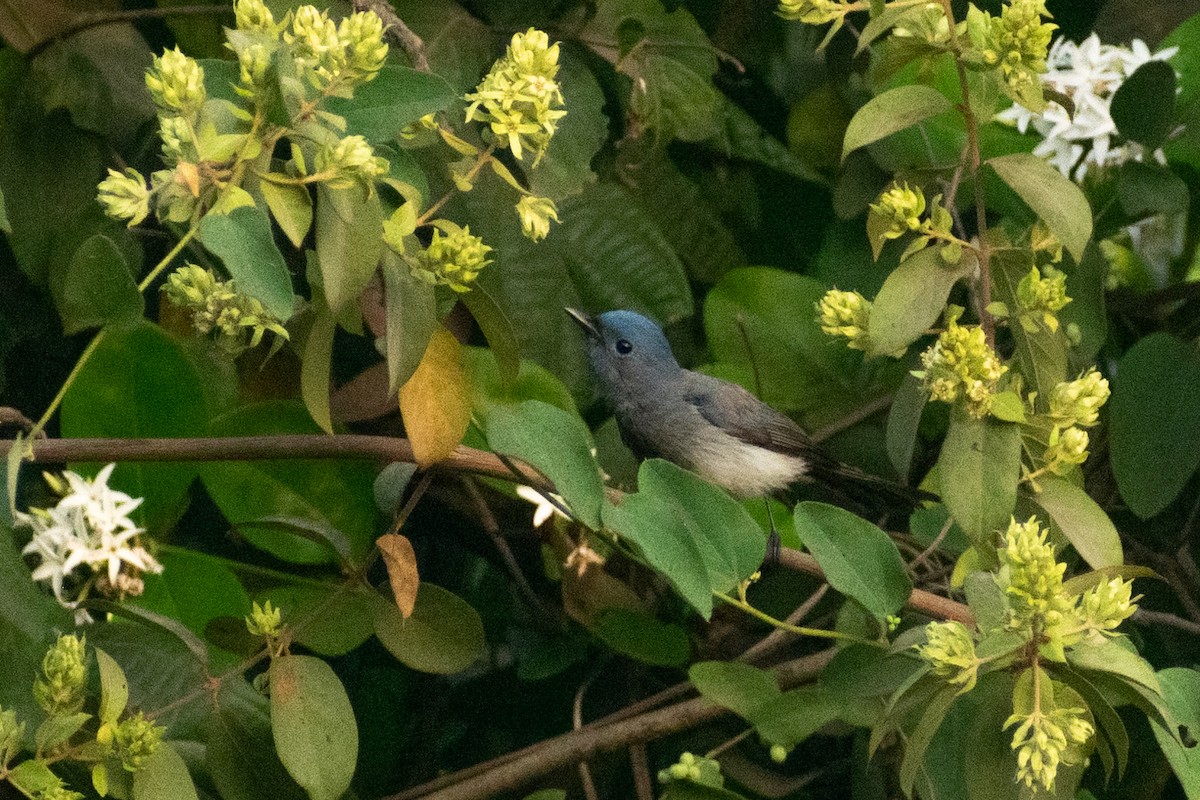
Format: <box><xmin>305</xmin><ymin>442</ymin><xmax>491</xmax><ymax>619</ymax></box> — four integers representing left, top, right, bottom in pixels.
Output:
<box><xmin>630</xmin><ymin>743</ymin><xmax>654</xmax><ymax>800</ymax></box>
<box><xmin>908</xmin><ymin>515</ymin><xmax>953</xmax><ymax>575</ymax></box>
<box><xmin>574</xmin><ymin>666</ymin><xmax>604</xmax><ymax>800</ymax></box>
<box><xmin>1134</xmin><ymin>609</ymin><xmax>1200</xmax><ymax>637</ymax></box>
<box><xmin>737</xmin><ymin>584</ymin><xmax>830</xmax><ymax>665</ymax></box>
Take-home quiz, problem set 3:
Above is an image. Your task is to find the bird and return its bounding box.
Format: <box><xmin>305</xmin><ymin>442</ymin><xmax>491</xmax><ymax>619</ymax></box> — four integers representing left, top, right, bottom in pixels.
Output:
<box><xmin>566</xmin><ymin>307</ymin><xmax>924</xmax><ymax>557</ymax></box>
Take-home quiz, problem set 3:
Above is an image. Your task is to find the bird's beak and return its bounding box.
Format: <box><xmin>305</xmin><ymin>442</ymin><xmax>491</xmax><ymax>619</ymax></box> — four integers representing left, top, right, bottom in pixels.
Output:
<box><xmin>565</xmin><ymin>307</ymin><xmax>600</xmax><ymax>339</ymax></box>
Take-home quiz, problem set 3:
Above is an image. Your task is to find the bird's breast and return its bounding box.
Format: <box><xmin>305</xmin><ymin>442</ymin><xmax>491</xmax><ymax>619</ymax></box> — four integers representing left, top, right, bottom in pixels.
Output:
<box><xmin>681</xmin><ymin>424</ymin><xmax>809</xmax><ymax>498</ymax></box>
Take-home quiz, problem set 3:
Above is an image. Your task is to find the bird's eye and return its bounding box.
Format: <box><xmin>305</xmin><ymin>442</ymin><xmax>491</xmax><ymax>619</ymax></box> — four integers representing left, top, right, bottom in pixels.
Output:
<box><xmin>615</xmin><ymin>339</ymin><xmax>633</xmax><ymax>355</ymax></box>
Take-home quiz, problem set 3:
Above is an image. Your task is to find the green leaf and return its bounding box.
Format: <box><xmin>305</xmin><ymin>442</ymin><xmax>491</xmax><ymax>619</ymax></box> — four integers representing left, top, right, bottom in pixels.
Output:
<box><xmin>464</xmin><ymin>347</ymin><xmax>577</xmax><ymax>425</ymax></box>
<box><xmin>986</xmin><ymin>153</ymin><xmax>1093</xmax><ymax>262</ymax></box>
<box><xmin>131</xmin><ymin>742</ymin><xmax>199</xmax><ymax>800</ymax></box>
<box><xmin>1117</xmin><ymin>161</ymin><xmax>1189</xmax><ymax>221</ymax></box>
<box><xmin>1030</xmin><ymin>478</ymin><xmax>1122</xmax><ymax>569</ymax></box>
<box><xmin>60</xmin><ymin>321</ymin><xmax>210</xmax><ymax>530</ymax></box>
<box><xmin>86</xmin><ymin>599</ymin><xmax>211</xmax><ymax>668</ymax></box>
<box><xmin>461</xmin><ymin>284</ymin><xmax>520</xmax><ymax>390</ymax></box>
<box><xmin>886</xmin><ymin>373</ymin><xmax>927</xmax><ymax>483</ymax></box>
<box><xmin>898</xmin><ymin>684</ymin><xmax>960</xmax><ymax>797</ymax></box>
<box><xmin>689</xmin><ymin>661</ymin><xmax>781</xmax><ymax>719</ymax></box>
<box><xmin>35</xmin><ymin>711</ymin><xmax>91</xmax><ymax>752</ymax></box>
<box><xmin>485</xmin><ymin>400</ymin><xmax>604</xmax><ymax>529</ymax></box>
<box><xmin>200</xmin><ymin>401</ymin><xmax>378</xmax><ymax>564</ymax></box>
<box><xmin>527</xmin><ymin>53</ymin><xmax>607</xmax><ymax>201</ymax></box>
<box><xmin>1151</xmin><ymin>668</ymin><xmax>1200</xmax><ymax>797</ymax></box>
<box><xmin>792</xmin><ymin>501</ymin><xmax>913</xmax><ymax>620</ymax></box>
<box><xmin>95</xmin><ymin>647</ymin><xmax>129</xmax><ymax>725</ymax></box>
<box><xmin>140</xmin><ymin>548</ymin><xmax>252</xmax><ymax>641</ymax></box>
<box><xmin>7</xmin><ymin>760</ymin><xmax>61</xmax><ymax>796</ymax></box>
<box><xmin>260</xmin><ymin>585</ymin><xmax>375</xmax><ymax>657</ymax></box>
<box><xmin>260</xmin><ymin>181</ymin><xmax>313</xmax><ymax>249</ymax></box>
<box><xmin>315</xmin><ymin>186</ymin><xmax>384</xmax><ymax>315</ymax></box>
<box><xmin>52</xmin><ymin>234</ymin><xmax>142</xmax><ymax>335</ymax></box>
<box><xmin>300</xmin><ymin>296</ymin><xmax>336</xmax><ymax>434</ymax></box>
<box><xmin>206</xmin><ymin>689</ymin><xmax>307</xmax><ymax>800</ymax></box>
<box><xmin>380</xmin><ymin>250</ymin><xmax>437</xmax><ymax>394</ymax></box>
<box><xmin>602</xmin><ymin>459</ymin><xmax>766</xmax><ymax>618</ymax></box>
<box><xmin>592</xmin><ymin>608</ymin><xmax>690</xmax><ymax>667</ymax></box>
<box><xmin>372</xmin><ymin>583</ymin><xmax>486</xmax><ymax>674</ymax></box>
<box><xmin>1111</xmin><ymin>333</ymin><xmax>1200</xmax><ymax>518</ymax></box>
<box><xmin>867</xmin><ymin>245</ymin><xmax>972</xmax><ymax>356</ymax></box>
<box><xmin>1056</xmin><ymin>667</ymin><xmax>1129</xmax><ymax>781</ymax></box>
<box><xmin>841</xmin><ymin>85</ymin><xmax>953</xmax><ymax>160</ymax></box>
<box><xmin>240</xmin><ymin>517</ymin><xmax>353</xmax><ymax>568</ymax></box>
<box><xmin>750</xmin><ymin>686</ymin><xmax>842</xmax><ymax>748</ymax></box>
<box><xmin>1110</xmin><ymin>60</ymin><xmax>1176</xmax><ymax>149</ymax></box>
<box><xmin>1069</xmin><ymin>639</ymin><xmax>1162</xmax><ymax>694</ymax></box>
<box><xmin>270</xmin><ymin>655</ymin><xmax>358</xmax><ymax>800</ymax></box>
<box><xmin>988</xmin><ymin>391</ymin><xmax>1026</xmax><ymax>423</ymax></box>
<box><xmin>325</xmin><ymin>65</ymin><xmax>456</xmax><ymax>143</ymax></box>
<box><xmin>935</xmin><ymin>411</ymin><xmax>1021</xmax><ymax>545</ymax></box>
<box><xmin>199</xmin><ymin>205</ymin><xmax>295</xmax><ymax>321</ymax></box>
<box><xmin>718</xmin><ymin>99</ymin><xmax>825</xmax><ymax>184</ymax></box>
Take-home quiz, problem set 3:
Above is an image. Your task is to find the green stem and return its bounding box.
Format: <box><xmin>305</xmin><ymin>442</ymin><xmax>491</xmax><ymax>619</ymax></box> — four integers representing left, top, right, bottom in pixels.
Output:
<box><xmin>137</xmin><ymin>223</ymin><xmax>201</xmax><ymax>292</ymax></box>
<box><xmin>29</xmin><ymin>332</ymin><xmax>107</xmax><ymax>439</ymax></box>
<box><xmin>714</xmin><ymin>591</ymin><xmax>885</xmax><ymax>648</ymax></box>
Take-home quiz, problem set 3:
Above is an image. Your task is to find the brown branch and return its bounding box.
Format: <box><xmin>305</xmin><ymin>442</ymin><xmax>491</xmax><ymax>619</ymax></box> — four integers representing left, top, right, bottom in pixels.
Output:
<box><xmin>778</xmin><ymin>549</ymin><xmax>974</xmax><ymax>626</ymax></box>
<box><xmin>1134</xmin><ymin>609</ymin><xmax>1200</xmax><ymax>637</ymax></box>
<box><xmin>26</xmin><ymin>5</ymin><xmax>231</xmax><ymax>59</ymax></box>
<box><xmin>351</xmin><ymin>0</ymin><xmax>430</xmax><ymax>72</ymax></box>
<box><xmin>385</xmin><ymin>650</ymin><xmax>835</xmax><ymax>800</ymax></box>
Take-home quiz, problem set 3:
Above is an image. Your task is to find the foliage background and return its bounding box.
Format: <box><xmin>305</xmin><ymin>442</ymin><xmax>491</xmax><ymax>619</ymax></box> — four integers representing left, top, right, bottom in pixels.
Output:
<box><xmin>3</xmin><ymin>0</ymin><xmax>1200</xmax><ymax>799</ymax></box>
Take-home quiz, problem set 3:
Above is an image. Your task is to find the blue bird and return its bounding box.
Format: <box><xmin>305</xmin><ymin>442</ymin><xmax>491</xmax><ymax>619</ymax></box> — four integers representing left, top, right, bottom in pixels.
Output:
<box><xmin>566</xmin><ymin>308</ymin><xmax>922</xmax><ymax>540</ymax></box>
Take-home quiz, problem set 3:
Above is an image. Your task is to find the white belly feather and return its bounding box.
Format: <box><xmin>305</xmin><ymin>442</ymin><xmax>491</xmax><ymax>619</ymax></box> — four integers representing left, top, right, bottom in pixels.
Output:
<box><xmin>684</xmin><ymin>424</ymin><xmax>808</xmax><ymax>498</ymax></box>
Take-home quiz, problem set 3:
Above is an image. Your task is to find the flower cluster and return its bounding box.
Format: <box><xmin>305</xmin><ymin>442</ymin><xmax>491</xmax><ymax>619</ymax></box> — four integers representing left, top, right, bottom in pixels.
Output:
<box><xmin>1078</xmin><ymin>577</ymin><xmax>1138</xmax><ymax>641</ymax></box>
<box><xmin>914</xmin><ymin>310</ymin><xmax>1007</xmax><ymax>418</ymax></box>
<box><xmin>97</xmin><ymin>168</ymin><xmax>152</xmax><ymax>228</ymax></box>
<box><xmin>817</xmin><ymin>289</ymin><xmax>873</xmax><ymax>352</ymax></box>
<box><xmin>110</xmin><ymin>712</ymin><xmax>166</xmax><ymax>772</ymax></box>
<box><xmin>1042</xmin><ymin>424</ymin><xmax>1089</xmax><ymax>475</ymax></box>
<box><xmin>892</xmin><ymin>2</ymin><xmax>951</xmax><ymax>45</ymax></box>
<box><xmin>283</xmin><ymin>6</ymin><xmax>388</xmax><ymax>86</ymax></box>
<box><xmin>18</xmin><ymin>466</ymin><xmax>161</xmax><ymax>619</ymax></box>
<box><xmin>1034</xmin><ymin>368</ymin><xmax>1110</xmax><ymax>476</ymax></box>
<box><xmin>998</xmin><ymin>517</ymin><xmax>1079</xmax><ymax>642</ymax></box>
<box><xmin>410</xmin><ymin>222</ymin><xmax>493</xmax><ymax>292</ymax></box>
<box><xmin>1016</xmin><ymin>265</ymin><xmax>1070</xmax><ymax>331</ymax></box>
<box><xmin>776</xmin><ymin>0</ymin><xmax>843</xmax><ymax>25</ymax></box>
<box><xmin>246</xmin><ymin>599</ymin><xmax>283</xmax><ymax>638</ymax></box>
<box><xmin>516</xmin><ymin>194</ymin><xmax>560</xmax><ymax>242</ymax></box>
<box><xmin>465</xmin><ymin>28</ymin><xmax>566</xmax><ymax>165</ymax></box>
<box><xmin>968</xmin><ymin>0</ymin><xmax>1056</xmax><ymax>108</ymax></box>
<box><xmin>233</xmin><ymin>0</ymin><xmax>277</xmax><ymax>34</ymax></box>
<box><xmin>0</xmin><ymin>707</ymin><xmax>23</xmax><ymax>768</ymax></box>
<box><xmin>314</xmin><ymin>134</ymin><xmax>390</xmax><ymax>189</ymax></box>
<box><xmin>914</xmin><ymin>620</ymin><xmax>980</xmax><ymax>693</ymax></box>
<box><xmin>657</xmin><ymin>752</ymin><xmax>724</xmax><ymax>786</ymax></box>
<box><xmin>34</xmin><ymin>635</ymin><xmax>89</xmax><ymax>716</ymax></box>
<box><xmin>164</xmin><ymin>265</ymin><xmax>290</xmax><ymax>355</ymax></box>
<box><xmin>1005</xmin><ymin>689</ymin><xmax>1094</xmax><ymax>792</ymax></box>
<box><xmin>996</xmin><ymin>34</ymin><xmax>1179</xmax><ymax>181</ymax></box>
<box><xmin>869</xmin><ymin>182</ymin><xmax>926</xmax><ymax>241</ymax></box>
<box><xmin>145</xmin><ymin>47</ymin><xmax>206</xmax><ymax>120</ymax></box>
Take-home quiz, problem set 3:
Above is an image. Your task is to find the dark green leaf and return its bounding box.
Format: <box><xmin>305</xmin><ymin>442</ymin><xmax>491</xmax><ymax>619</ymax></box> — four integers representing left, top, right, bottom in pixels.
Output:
<box><xmin>140</xmin><ymin>548</ymin><xmax>252</xmax><ymax>639</ymax></box>
<box><xmin>206</xmin><ymin>688</ymin><xmax>306</xmax><ymax>800</ymax></box>
<box><xmin>240</xmin><ymin>517</ymin><xmax>353</xmax><ymax>568</ymax></box>
<box><xmin>485</xmin><ymin>400</ymin><xmax>604</xmax><ymax>529</ymax></box>
<box><xmin>260</xmin><ymin>181</ymin><xmax>313</xmax><ymax>249</ymax></box>
<box><xmin>986</xmin><ymin>153</ymin><xmax>1093</xmax><ymax>262</ymax></box>
<box><xmin>300</xmin><ymin>296</ymin><xmax>335</xmax><ymax>434</ymax></box>
<box><xmin>716</xmin><ymin>100</ymin><xmax>825</xmax><ymax>183</ymax></box>
<box><xmin>95</xmin><ymin>647</ymin><xmax>129</xmax><ymax>725</ymax></box>
<box><xmin>886</xmin><ymin>373</ymin><xmax>927</xmax><ymax>483</ymax></box>
<box><xmin>52</xmin><ymin>234</ymin><xmax>142</xmax><ymax>335</ymax></box>
<box><xmin>793</xmin><ymin>502</ymin><xmax>913</xmax><ymax>620</ymax></box>
<box><xmin>463</xmin><ymin>347</ymin><xmax>577</xmax><ymax>426</ymax></box>
<box><xmin>1069</xmin><ymin>639</ymin><xmax>1161</xmax><ymax>694</ymax></box>
<box><xmin>935</xmin><ymin>411</ymin><xmax>1020</xmax><ymax>545</ymax></box>
<box><xmin>315</xmin><ymin>186</ymin><xmax>384</xmax><ymax>315</ymax></box>
<box><xmin>1111</xmin><ymin>333</ymin><xmax>1200</xmax><ymax>518</ymax></box>
<box><xmin>603</xmin><ymin>459</ymin><xmax>766</xmax><ymax>618</ymax></box>
<box><xmin>325</xmin><ymin>65</ymin><xmax>457</xmax><ymax>143</ymax></box>
<box><xmin>270</xmin><ymin>655</ymin><xmax>358</xmax><ymax>800</ymax></box>
<box><xmin>750</xmin><ymin>686</ymin><xmax>841</xmax><ymax>748</ymax></box>
<box><xmin>1151</xmin><ymin>667</ymin><xmax>1200</xmax><ymax>796</ymax></box>
<box><xmin>60</xmin><ymin>321</ymin><xmax>210</xmax><ymax>530</ymax></box>
<box><xmin>380</xmin><ymin>251</ymin><xmax>437</xmax><ymax>394</ymax></box>
<box><xmin>689</xmin><ymin>661</ymin><xmax>780</xmax><ymax>719</ymax></box>
<box><xmin>898</xmin><ymin>684</ymin><xmax>960</xmax><ymax>797</ymax></box>
<box><xmin>199</xmin><ymin>205</ymin><xmax>295</xmax><ymax>321</ymax></box>
<box><xmin>842</xmin><ymin>85</ymin><xmax>953</xmax><ymax>160</ymax></box>
<box><xmin>868</xmin><ymin>246</ymin><xmax>972</xmax><ymax>357</ymax></box>
<box><xmin>592</xmin><ymin>608</ymin><xmax>690</xmax><ymax>666</ymax></box>
<box><xmin>1030</xmin><ymin>478</ymin><xmax>1123</xmax><ymax>569</ymax></box>
<box><xmin>131</xmin><ymin>742</ymin><xmax>199</xmax><ymax>800</ymax></box>
<box><xmin>461</xmin><ymin>284</ymin><xmax>520</xmax><ymax>390</ymax></box>
<box><xmin>1117</xmin><ymin>161</ymin><xmax>1189</xmax><ymax>221</ymax></box>
<box><xmin>372</xmin><ymin>584</ymin><xmax>486</xmax><ymax>674</ymax></box>
<box><xmin>527</xmin><ymin>52</ymin><xmax>607</xmax><ymax>201</ymax></box>
<box><xmin>1110</xmin><ymin>60</ymin><xmax>1176</xmax><ymax>149</ymax></box>
<box><xmin>260</xmin><ymin>585</ymin><xmax>375</xmax><ymax>657</ymax></box>
<box><xmin>1056</xmin><ymin>667</ymin><xmax>1129</xmax><ymax>781</ymax></box>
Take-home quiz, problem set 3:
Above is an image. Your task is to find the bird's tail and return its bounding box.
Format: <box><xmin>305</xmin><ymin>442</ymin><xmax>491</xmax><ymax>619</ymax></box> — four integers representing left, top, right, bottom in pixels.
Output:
<box><xmin>800</xmin><ymin>449</ymin><xmax>935</xmax><ymax>514</ymax></box>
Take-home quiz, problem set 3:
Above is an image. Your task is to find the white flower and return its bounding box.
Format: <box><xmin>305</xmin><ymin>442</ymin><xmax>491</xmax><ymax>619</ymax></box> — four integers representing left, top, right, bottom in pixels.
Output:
<box><xmin>515</xmin><ymin>485</ymin><xmax>567</xmax><ymax>527</ymax></box>
<box><xmin>995</xmin><ymin>34</ymin><xmax>1178</xmax><ymax>182</ymax></box>
<box><xmin>17</xmin><ymin>465</ymin><xmax>161</xmax><ymax>614</ymax></box>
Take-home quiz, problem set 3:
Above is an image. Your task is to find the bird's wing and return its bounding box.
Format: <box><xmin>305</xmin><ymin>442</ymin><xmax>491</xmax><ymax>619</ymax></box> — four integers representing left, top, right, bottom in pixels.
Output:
<box><xmin>682</xmin><ymin>373</ymin><xmax>814</xmax><ymax>456</ymax></box>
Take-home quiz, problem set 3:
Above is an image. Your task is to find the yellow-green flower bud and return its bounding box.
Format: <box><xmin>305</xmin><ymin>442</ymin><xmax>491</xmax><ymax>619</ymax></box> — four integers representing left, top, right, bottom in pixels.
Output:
<box><xmin>893</xmin><ymin>3</ymin><xmax>951</xmax><ymax>44</ymax></box>
<box><xmin>1079</xmin><ymin>577</ymin><xmax>1138</xmax><ymax>641</ymax></box>
<box><xmin>914</xmin><ymin>312</ymin><xmax>1007</xmax><ymax>418</ymax></box>
<box><xmin>1045</xmin><ymin>425</ymin><xmax>1088</xmax><ymax>474</ymax></box>
<box><xmin>164</xmin><ymin>265</ymin><xmax>290</xmax><ymax>355</ymax></box>
<box><xmin>339</xmin><ymin>10</ymin><xmax>389</xmax><ymax>80</ymax></box>
<box><xmin>914</xmin><ymin>620</ymin><xmax>980</xmax><ymax>693</ymax></box>
<box><xmin>0</xmin><ymin>707</ymin><xmax>25</xmax><ymax>768</ymax></box>
<box><xmin>234</xmin><ymin>0</ymin><xmax>275</xmax><ymax>33</ymax></box>
<box><xmin>412</xmin><ymin>223</ymin><xmax>493</xmax><ymax>292</ymax></box>
<box><xmin>145</xmin><ymin>47</ymin><xmax>206</xmax><ymax>119</ymax></box>
<box><xmin>769</xmin><ymin>744</ymin><xmax>789</xmax><ymax>763</ymax></box>
<box><xmin>969</xmin><ymin>0</ymin><xmax>1056</xmax><ymax>106</ymax></box>
<box><xmin>998</xmin><ymin>517</ymin><xmax>1078</xmax><ymax>640</ymax></box>
<box><xmin>816</xmin><ymin>289</ymin><xmax>873</xmax><ymax>352</ymax></box>
<box><xmin>38</xmin><ymin>784</ymin><xmax>84</xmax><ymax>800</ymax></box>
<box><xmin>1007</xmin><ymin>704</ymin><xmax>1093</xmax><ymax>791</ymax></box>
<box><xmin>34</xmin><ymin>634</ymin><xmax>88</xmax><ymax>716</ymax></box>
<box><xmin>776</xmin><ymin>0</ymin><xmax>844</xmax><ymax>24</ymax></box>
<box><xmin>158</xmin><ymin>114</ymin><xmax>194</xmax><ymax>163</ymax></box>
<box><xmin>237</xmin><ymin>42</ymin><xmax>273</xmax><ymax>96</ymax></box>
<box><xmin>314</xmin><ymin>135</ymin><xmax>389</xmax><ymax>189</ymax></box>
<box><xmin>870</xmin><ymin>182</ymin><xmax>926</xmax><ymax>240</ymax></box>
<box><xmin>113</xmin><ymin>712</ymin><xmax>165</xmax><ymax>772</ymax></box>
<box><xmin>464</xmin><ymin>28</ymin><xmax>567</xmax><ymax>165</ymax></box>
<box><xmin>246</xmin><ymin>600</ymin><xmax>283</xmax><ymax>638</ymax></box>
<box><xmin>1016</xmin><ymin>265</ymin><xmax>1071</xmax><ymax>331</ymax></box>
<box><xmin>1099</xmin><ymin>238</ymin><xmax>1138</xmax><ymax>290</ymax></box>
<box><xmin>1048</xmin><ymin>368</ymin><xmax>1109</xmax><ymax>428</ymax></box>
<box><xmin>97</xmin><ymin>168</ymin><xmax>151</xmax><ymax>227</ymax></box>
<box><xmin>285</xmin><ymin>5</ymin><xmax>346</xmax><ymax>82</ymax></box>
<box><xmin>515</xmin><ymin>195</ymin><xmax>559</xmax><ymax>242</ymax></box>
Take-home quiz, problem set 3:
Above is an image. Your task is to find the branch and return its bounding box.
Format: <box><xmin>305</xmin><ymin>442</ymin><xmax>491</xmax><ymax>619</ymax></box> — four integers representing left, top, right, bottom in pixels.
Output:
<box><xmin>26</xmin><ymin>5</ymin><xmax>230</xmax><ymax>59</ymax></box>
<box><xmin>385</xmin><ymin>650</ymin><xmax>835</xmax><ymax>800</ymax></box>
<box><xmin>350</xmin><ymin>0</ymin><xmax>430</xmax><ymax>72</ymax></box>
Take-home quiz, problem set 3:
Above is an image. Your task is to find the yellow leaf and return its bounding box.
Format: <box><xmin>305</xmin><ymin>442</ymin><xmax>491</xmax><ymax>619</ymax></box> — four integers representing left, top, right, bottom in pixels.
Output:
<box><xmin>377</xmin><ymin>533</ymin><xmax>419</xmax><ymax>618</ymax></box>
<box><xmin>399</xmin><ymin>328</ymin><xmax>471</xmax><ymax>467</ymax></box>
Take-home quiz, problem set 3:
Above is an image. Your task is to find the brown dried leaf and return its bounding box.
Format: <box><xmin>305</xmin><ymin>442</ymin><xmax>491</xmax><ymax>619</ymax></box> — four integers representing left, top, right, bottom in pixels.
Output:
<box><xmin>378</xmin><ymin>533</ymin><xmax>419</xmax><ymax>618</ymax></box>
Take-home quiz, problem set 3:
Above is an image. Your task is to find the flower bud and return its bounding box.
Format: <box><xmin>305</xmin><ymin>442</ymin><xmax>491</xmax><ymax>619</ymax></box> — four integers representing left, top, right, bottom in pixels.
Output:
<box><xmin>97</xmin><ymin>168</ymin><xmax>151</xmax><ymax>227</ymax></box>
<box><xmin>114</xmin><ymin>712</ymin><xmax>165</xmax><ymax>772</ymax></box>
<box><xmin>237</xmin><ymin>42</ymin><xmax>273</xmax><ymax>96</ymax></box>
<box><xmin>914</xmin><ymin>620</ymin><xmax>980</xmax><ymax>693</ymax></box>
<box><xmin>515</xmin><ymin>195</ymin><xmax>559</xmax><ymax>242</ymax></box>
<box><xmin>34</xmin><ymin>634</ymin><xmax>88</xmax><ymax>715</ymax></box>
<box><xmin>870</xmin><ymin>182</ymin><xmax>927</xmax><ymax>240</ymax></box>
<box><xmin>234</xmin><ymin>0</ymin><xmax>275</xmax><ymax>33</ymax></box>
<box><xmin>817</xmin><ymin>289</ymin><xmax>872</xmax><ymax>352</ymax></box>
<box><xmin>1048</xmin><ymin>368</ymin><xmax>1109</xmax><ymax>428</ymax></box>
<box><xmin>777</xmin><ymin>0</ymin><xmax>844</xmax><ymax>24</ymax></box>
<box><xmin>145</xmin><ymin>47</ymin><xmax>206</xmax><ymax>118</ymax></box>
<box><xmin>339</xmin><ymin>10</ymin><xmax>389</xmax><ymax>79</ymax></box>
<box><xmin>285</xmin><ymin>5</ymin><xmax>345</xmax><ymax>81</ymax></box>
<box><xmin>411</xmin><ymin>222</ymin><xmax>493</xmax><ymax>292</ymax></box>
<box><xmin>1045</xmin><ymin>425</ymin><xmax>1088</xmax><ymax>474</ymax></box>
<box><xmin>164</xmin><ymin>265</ymin><xmax>289</xmax><ymax>355</ymax></box>
<box><xmin>315</xmin><ymin>135</ymin><xmax>389</xmax><ymax>188</ymax></box>
<box><xmin>914</xmin><ymin>311</ymin><xmax>1006</xmax><ymax>418</ymax></box>
<box><xmin>1079</xmin><ymin>577</ymin><xmax>1138</xmax><ymax>639</ymax></box>
<box><xmin>246</xmin><ymin>600</ymin><xmax>283</xmax><ymax>638</ymax></box>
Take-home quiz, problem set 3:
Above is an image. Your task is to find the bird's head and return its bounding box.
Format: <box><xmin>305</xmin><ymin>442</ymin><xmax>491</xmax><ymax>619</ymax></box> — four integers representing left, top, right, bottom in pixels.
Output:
<box><xmin>566</xmin><ymin>308</ymin><xmax>681</xmax><ymax>393</ymax></box>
